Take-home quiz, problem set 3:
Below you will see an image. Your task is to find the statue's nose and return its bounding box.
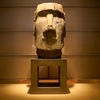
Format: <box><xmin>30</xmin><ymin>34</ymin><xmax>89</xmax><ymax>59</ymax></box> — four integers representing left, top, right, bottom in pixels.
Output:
<box><xmin>43</xmin><ymin>14</ymin><xmax>56</xmax><ymax>41</ymax></box>
<box><xmin>47</xmin><ymin>14</ymin><xmax>53</xmax><ymax>27</ymax></box>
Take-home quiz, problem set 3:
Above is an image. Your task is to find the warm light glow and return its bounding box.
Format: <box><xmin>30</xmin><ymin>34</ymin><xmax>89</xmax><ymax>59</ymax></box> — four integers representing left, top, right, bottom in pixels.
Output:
<box><xmin>0</xmin><ymin>83</ymin><xmax>100</xmax><ymax>100</ymax></box>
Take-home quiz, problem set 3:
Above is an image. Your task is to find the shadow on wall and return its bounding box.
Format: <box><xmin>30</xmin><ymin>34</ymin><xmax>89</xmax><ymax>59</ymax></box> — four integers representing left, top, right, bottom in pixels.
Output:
<box><xmin>67</xmin><ymin>62</ymin><xmax>75</xmax><ymax>79</ymax></box>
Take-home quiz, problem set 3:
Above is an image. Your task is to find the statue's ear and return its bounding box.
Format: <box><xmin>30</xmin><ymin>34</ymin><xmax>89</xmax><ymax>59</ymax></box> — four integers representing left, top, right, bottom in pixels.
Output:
<box><xmin>34</xmin><ymin>11</ymin><xmax>37</xmax><ymax>22</ymax></box>
<box><xmin>62</xmin><ymin>24</ymin><xmax>66</xmax><ymax>38</ymax></box>
<box><xmin>33</xmin><ymin>25</ymin><xmax>36</xmax><ymax>37</ymax></box>
<box><xmin>33</xmin><ymin>12</ymin><xmax>37</xmax><ymax>37</ymax></box>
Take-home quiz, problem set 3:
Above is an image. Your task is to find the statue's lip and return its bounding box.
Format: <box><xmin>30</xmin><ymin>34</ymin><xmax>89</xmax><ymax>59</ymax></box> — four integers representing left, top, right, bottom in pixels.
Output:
<box><xmin>42</xmin><ymin>37</ymin><xmax>56</xmax><ymax>40</ymax></box>
<box><xmin>42</xmin><ymin>38</ymin><xmax>57</xmax><ymax>45</ymax></box>
<box><xmin>42</xmin><ymin>27</ymin><xmax>55</xmax><ymax>33</ymax></box>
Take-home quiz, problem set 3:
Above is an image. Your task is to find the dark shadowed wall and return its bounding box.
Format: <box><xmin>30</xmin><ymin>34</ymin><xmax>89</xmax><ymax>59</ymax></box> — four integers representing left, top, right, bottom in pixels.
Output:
<box><xmin>0</xmin><ymin>0</ymin><xmax>100</xmax><ymax>79</ymax></box>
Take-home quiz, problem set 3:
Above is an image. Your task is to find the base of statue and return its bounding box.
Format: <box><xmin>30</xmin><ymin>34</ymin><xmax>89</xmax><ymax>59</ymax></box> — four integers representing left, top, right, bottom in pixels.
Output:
<box><xmin>28</xmin><ymin>58</ymin><xmax>69</xmax><ymax>94</ymax></box>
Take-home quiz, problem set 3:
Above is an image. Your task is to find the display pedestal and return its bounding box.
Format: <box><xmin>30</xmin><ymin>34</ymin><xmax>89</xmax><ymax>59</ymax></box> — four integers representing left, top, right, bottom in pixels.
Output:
<box><xmin>28</xmin><ymin>58</ymin><xmax>69</xmax><ymax>94</ymax></box>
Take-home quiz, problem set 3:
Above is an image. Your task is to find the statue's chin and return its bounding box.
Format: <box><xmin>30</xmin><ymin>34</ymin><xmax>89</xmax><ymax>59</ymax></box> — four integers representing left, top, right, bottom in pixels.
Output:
<box><xmin>42</xmin><ymin>38</ymin><xmax>57</xmax><ymax>45</ymax></box>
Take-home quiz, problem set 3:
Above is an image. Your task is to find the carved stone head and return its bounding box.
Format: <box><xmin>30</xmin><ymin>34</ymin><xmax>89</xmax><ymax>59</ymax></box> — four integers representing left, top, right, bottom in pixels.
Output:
<box><xmin>34</xmin><ymin>3</ymin><xmax>66</xmax><ymax>58</ymax></box>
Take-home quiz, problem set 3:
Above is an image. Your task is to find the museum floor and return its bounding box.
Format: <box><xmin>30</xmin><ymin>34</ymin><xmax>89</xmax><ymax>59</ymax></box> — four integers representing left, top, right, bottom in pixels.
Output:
<box><xmin>0</xmin><ymin>80</ymin><xmax>100</xmax><ymax>100</ymax></box>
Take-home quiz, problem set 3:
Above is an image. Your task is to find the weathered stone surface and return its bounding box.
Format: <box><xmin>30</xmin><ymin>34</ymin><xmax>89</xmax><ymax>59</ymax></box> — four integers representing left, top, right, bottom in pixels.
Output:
<box><xmin>33</xmin><ymin>2</ymin><xmax>66</xmax><ymax>58</ymax></box>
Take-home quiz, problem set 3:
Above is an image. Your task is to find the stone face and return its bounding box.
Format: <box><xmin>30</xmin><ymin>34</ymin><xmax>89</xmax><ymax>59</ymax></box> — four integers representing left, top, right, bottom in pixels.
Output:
<box><xmin>33</xmin><ymin>2</ymin><xmax>66</xmax><ymax>58</ymax></box>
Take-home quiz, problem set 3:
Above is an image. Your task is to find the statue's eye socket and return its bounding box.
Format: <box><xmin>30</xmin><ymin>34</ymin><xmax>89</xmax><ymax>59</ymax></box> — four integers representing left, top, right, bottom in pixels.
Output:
<box><xmin>38</xmin><ymin>10</ymin><xmax>48</xmax><ymax>17</ymax></box>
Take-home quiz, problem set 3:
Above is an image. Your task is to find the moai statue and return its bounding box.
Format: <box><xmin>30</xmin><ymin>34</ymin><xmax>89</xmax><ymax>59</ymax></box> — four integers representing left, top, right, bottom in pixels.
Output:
<box><xmin>33</xmin><ymin>2</ymin><xmax>66</xmax><ymax>58</ymax></box>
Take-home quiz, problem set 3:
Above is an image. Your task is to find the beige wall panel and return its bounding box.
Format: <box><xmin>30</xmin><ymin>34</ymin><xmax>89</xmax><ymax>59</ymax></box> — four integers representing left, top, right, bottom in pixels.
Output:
<box><xmin>0</xmin><ymin>0</ymin><xmax>100</xmax><ymax>7</ymax></box>
<box><xmin>0</xmin><ymin>32</ymin><xmax>36</xmax><ymax>54</ymax></box>
<box><xmin>63</xmin><ymin>32</ymin><xmax>100</xmax><ymax>55</ymax></box>
<box><xmin>0</xmin><ymin>56</ymin><xmax>100</xmax><ymax>79</ymax></box>
<box><xmin>66</xmin><ymin>8</ymin><xmax>100</xmax><ymax>31</ymax></box>
<box><xmin>0</xmin><ymin>57</ymin><xmax>31</xmax><ymax>79</ymax></box>
<box><xmin>0</xmin><ymin>8</ymin><xmax>100</xmax><ymax>31</ymax></box>
<box><xmin>0</xmin><ymin>8</ymin><xmax>34</xmax><ymax>31</ymax></box>
<box><xmin>67</xmin><ymin>56</ymin><xmax>100</xmax><ymax>79</ymax></box>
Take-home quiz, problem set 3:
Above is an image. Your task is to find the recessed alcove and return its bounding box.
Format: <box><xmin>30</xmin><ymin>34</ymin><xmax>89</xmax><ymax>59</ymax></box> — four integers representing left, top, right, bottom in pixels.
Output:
<box><xmin>38</xmin><ymin>66</ymin><xmax>60</xmax><ymax>87</ymax></box>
